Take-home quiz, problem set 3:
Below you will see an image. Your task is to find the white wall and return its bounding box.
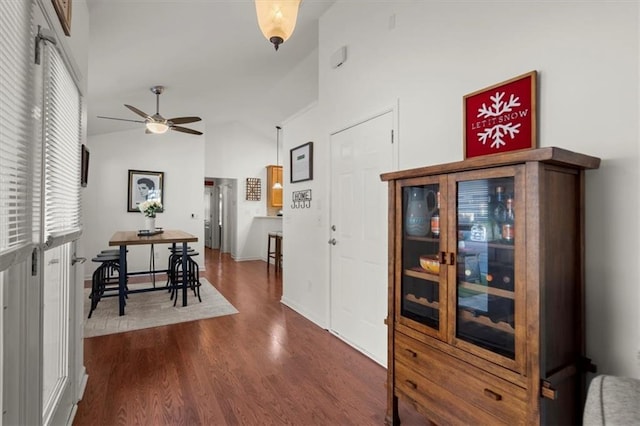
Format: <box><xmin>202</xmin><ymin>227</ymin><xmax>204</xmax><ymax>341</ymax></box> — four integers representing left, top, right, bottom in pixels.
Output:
<box><xmin>82</xmin><ymin>127</ymin><xmax>205</xmax><ymax>276</ymax></box>
<box><xmin>281</xmin><ymin>1</ymin><xmax>639</xmax><ymax>377</ymax></box>
<box><xmin>203</xmin><ymin>49</ymin><xmax>322</xmax><ymax>262</ymax></box>
<box><xmin>280</xmin><ymin>103</ymin><xmax>329</xmax><ymax>328</ymax></box>
<box><xmin>205</xmin><ymin>121</ymin><xmax>272</xmax><ymax>260</ymax></box>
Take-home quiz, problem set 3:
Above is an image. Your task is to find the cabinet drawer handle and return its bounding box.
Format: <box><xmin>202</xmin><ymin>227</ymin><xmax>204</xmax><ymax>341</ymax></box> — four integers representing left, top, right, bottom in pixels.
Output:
<box><xmin>404</xmin><ymin>348</ymin><xmax>417</xmax><ymax>358</ymax></box>
<box><xmin>405</xmin><ymin>379</ymin><xmax>417</xmax><ymax>390</ymax></box>
<box><xmin>483</xmin><ymin>388</ymin><xmax>502</xmax><ymax>401</ymax></box>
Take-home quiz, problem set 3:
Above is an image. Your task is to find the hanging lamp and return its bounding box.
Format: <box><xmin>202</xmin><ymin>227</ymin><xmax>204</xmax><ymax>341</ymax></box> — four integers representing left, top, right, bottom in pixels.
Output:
<box><xmin>255</xmin><ymin>0</ymin><xmax>301</xmax><ymax>51</ymax></box>
<box><xmin>273</xmin><ymin>125</ymin><xmax>283</xmax><ymax>189</ymax></box>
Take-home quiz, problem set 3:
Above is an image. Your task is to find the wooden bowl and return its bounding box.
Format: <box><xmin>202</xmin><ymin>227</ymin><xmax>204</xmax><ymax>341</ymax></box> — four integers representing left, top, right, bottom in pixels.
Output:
<box><xmin>419</xmin><ymin>255</ymin><xmax>440</xmax><ymax>274</ymax></box>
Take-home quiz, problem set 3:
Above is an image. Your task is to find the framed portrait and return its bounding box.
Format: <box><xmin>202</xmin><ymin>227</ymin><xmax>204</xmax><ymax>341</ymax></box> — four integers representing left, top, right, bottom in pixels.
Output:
<box><xmin>290</xmin><ymin>141</ymin><xmax>313</xmax><ymax>183</ymax></box>
<box><xmin>128</xmin><ymin>170</ymin><xmax>164</xmax><ymax>213</ymax></box>
<box><xmin>463</xmin><ymin>71</ymin><xmax>537</xmax><ymax>159</ymax></box>
<box><xmin>80</xmin><ymin>144</ymin><xmax>89</xmax><ymax>187</ymax></box>
<box><xmin>52</xmin><ymin>0</ymin><xmax>72</xmax><ymax>36</ymax></box>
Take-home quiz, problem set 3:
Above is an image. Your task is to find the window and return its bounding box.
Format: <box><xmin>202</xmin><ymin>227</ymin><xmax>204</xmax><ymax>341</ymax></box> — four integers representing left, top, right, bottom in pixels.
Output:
<box><xmin>0</xmin><ymin>0</ymin><xmax>35</xmax><ymax>269</ymax></box>
<box><xmin>42</xmin><ymin>42</ymin><xmax>82</xmax><ymax>246</ymax></box>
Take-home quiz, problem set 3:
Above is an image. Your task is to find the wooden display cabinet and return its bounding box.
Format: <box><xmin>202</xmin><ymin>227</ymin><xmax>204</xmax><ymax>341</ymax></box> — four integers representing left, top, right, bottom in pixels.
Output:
<box><xmin>380</xmin><ymin>147</ymin><xmax>600</xmax><ymax>425</ymax></box>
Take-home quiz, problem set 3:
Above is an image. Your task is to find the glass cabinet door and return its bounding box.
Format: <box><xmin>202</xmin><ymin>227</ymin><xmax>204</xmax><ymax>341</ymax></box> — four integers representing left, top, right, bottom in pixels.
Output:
<box><xmin>455</xmin><ymin>177</ymin><xmax>516</xmax><ymax>359</ymax></box>
<box><xmin>400</xmin><ymin>181</ymin><xmax>444</xmax><ymax>336</ymax></box>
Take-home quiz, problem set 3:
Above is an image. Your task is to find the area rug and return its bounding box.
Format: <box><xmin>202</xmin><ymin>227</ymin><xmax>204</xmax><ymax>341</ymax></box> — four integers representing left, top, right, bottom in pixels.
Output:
<box><xmin>83</xmin><ymin>278</ymin><xmax>238</xmax><ymax>338</ymax></box>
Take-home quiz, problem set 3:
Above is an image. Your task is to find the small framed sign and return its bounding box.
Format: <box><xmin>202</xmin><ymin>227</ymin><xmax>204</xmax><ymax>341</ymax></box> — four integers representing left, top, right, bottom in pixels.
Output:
<box><xmin>463</xmin><ymin>71</ymin><xmax>537</xmax><ymax>159</ymax></box>
<box><xmin>80</xmin><ymin>144</ymin><xmax>89</xmax><ymax>187</ymax></box>
<box><xmin>290</xmin><ymin>142</ymin><xmax>313</xmax><ymax>183</ymax></box>
<box><xmin>246</xmin><ymin>178</ymin><xmax>261</xmax><ymax>201</ymax></box>
<box><xmin>52</xmin><ymin>0</ymin><xmax>72</xmax><ymax>36</ymax></box>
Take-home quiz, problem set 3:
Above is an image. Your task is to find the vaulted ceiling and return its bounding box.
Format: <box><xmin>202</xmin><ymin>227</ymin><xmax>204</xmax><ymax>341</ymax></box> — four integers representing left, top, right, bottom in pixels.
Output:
<box><xmin>86</xmin><ymin>0</ymin><xmax>335</xmax><ymax>137</ymax></box>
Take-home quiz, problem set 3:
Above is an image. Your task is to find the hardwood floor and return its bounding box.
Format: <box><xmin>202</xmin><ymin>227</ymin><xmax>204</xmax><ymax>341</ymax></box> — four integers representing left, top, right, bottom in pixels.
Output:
<box><xmin>74</xmin><ymin>248</ymin><xmax>425</xmax><ymax>425</ymax></box>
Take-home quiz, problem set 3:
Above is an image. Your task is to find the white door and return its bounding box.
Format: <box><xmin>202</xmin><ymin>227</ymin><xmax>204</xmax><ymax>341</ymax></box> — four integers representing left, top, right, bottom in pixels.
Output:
<box><xmin>38</xmin><ymin>19</ymin><xmax>84</xmax><ymax>424</ymax></box>
<box><xmin>2</xmin><ymin>2</ymin><xmax>83</xmax><ymax>423</ymax></box>
<box><xmin>329</xmin><ymin>111</ymin><xmax>395</xmax><ymax>365</ymax></box>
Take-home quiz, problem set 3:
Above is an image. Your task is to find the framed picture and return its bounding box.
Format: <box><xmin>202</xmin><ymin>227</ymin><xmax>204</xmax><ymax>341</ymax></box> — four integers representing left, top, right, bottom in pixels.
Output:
<box><xmin>463</xmin><ymin>71</ymin><xmax>537</xmax><ymax>159</ymax></box>
<box><xmin>128</xmin><ymin>170</ymin><xmax>164</xmax><ymax>213</ymax></box>
<box><xmin>80</xmin><ymin>144</ymin><xmax>89</xmax><ymax>187</ymax></box>
<box><xmin>290</xmin><ymin>141</ymin><xmax>313</xmax><ymax>183</ymax></box>
<box><xmin>246</xmin><ymin>178</ymin><xmax>261</xmax><ymax>201</ymax></box>
<box><xmin>52</xmin><ymin>0</ymin><xmax>72</xmax><ymax>36</ymax></box>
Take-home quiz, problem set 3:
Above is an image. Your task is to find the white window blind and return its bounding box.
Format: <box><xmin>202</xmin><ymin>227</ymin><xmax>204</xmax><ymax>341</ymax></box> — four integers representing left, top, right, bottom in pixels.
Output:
<box><xmin>0</xmin><ymin>1</ymin><xmax>35</xmax><ymax>270</ymax></box>
<box><xmin>42</xmin><ymin>43</ymin><xmax>82</xmax><ymax>246</ymax></box>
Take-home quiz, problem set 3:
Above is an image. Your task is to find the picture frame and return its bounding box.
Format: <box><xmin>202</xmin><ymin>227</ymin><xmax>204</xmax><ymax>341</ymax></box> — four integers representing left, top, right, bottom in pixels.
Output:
<box><xmin>290</xmin><ymin>141</ymin><xmax>313</xmax><ymax>183</ymax></box>
<box><xmin>128</xmin><ymin>170</ymin><xmax>164</xmax><ymax>213</ymax></box>
<box><xmin>80</xmin><ymin>144</ymin><xmax>89</xmax><ymax>187</ymax></box>
<box><xmin>463</xmin><ymin>71</ymin><xmax>537</xmax><ymax>159</ymax></box>
<box><xmin>52</xmin><ymin>0</ymin><xmax>72</xmax><ymax>36</ymax></box>
<box><xmin>246</xmin><ymin>178</ymin><xmax>261</xmax><ymax>201</ymax></box>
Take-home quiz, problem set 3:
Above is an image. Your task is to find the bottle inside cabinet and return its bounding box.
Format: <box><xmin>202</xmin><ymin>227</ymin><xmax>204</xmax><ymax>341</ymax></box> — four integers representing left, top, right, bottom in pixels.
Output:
<box><xmin>456</xmin><ymin>178</ymin><xmax>516</xmax><ymax>359</ymax></box>
<box><xmin>401</xmin><ymin>183</ymin><xmax>441</xmax><ymax>330</ymax></box>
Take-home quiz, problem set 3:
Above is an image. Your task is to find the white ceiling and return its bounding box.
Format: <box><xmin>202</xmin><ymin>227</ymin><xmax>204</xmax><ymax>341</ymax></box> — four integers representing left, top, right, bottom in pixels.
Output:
<box><xmin>86</xmin><ymin>0</ymin><xmax>335</xmax><ymax>136</ymax></box>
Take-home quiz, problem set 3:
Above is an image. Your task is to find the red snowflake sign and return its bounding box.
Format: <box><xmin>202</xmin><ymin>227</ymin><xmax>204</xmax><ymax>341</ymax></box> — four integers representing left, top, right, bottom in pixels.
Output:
<box><xmin>464</xmin><ymin>71</ymin><xmax>537</xmax><ymax>159</ymax></box>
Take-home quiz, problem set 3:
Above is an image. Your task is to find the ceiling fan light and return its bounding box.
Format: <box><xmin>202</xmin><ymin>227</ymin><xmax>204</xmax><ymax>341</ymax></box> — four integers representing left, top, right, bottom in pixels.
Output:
<box><xmin>146</xmin><ymin>121</ymin><xmax>169</xmax><ymax>134</ymax></box>
<box><xmin>255</xmin><ymin>0</ymin><xmax>301</xmax><ymax>50</ymax></box>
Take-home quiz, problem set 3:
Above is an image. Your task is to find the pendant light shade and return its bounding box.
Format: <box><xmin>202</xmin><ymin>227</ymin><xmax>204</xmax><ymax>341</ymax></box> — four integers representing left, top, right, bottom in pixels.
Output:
<box><xmin>273</xmin><ymin>125</ymin><xmax>283</xmax><ymax>189</ymax></box>
<box><xmin>255</xmin><ymin>0</ymin><xmax>301</xmax><ymax>51</ymax></box>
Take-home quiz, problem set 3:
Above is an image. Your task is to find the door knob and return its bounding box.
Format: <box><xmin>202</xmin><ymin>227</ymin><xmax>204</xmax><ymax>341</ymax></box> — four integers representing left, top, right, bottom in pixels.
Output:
<box><xmin>328</xmin><ymin>238</ymin><xmax>337</xmax><ymax>245</ymax></box>
<box><xmin>72</xmin><ymin>256</ymin><xmax>86</xmax><ymax>265</ymax></box>
<box><xmin>331</xmin><ymin>225</ymin><xmax>336</xmax><ymax>231</ymax></box>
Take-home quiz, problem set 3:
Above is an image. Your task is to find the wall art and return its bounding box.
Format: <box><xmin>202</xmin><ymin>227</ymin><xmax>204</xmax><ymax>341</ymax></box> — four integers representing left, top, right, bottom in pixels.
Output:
<box><xmin>128</xmin><ymin>169</ymin><xmax>164</xmax><ymax>213</ymax></box>
<box><xmin>464</xmin><ymin>71</ymin><xmax>537</xmax><ymax>159</ymax></box>
<box><xmin>290</xmin><ymin>142</ymin><xmax>313</xmax><ymax>183</ymax></box>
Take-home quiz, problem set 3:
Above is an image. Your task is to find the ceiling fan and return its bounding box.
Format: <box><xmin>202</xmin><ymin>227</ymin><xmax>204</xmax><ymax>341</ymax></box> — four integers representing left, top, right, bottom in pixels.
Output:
<box><xmin>97</xmin><ymin>85</ymin><xmax>203</xmax><ymax>135</ymax></box>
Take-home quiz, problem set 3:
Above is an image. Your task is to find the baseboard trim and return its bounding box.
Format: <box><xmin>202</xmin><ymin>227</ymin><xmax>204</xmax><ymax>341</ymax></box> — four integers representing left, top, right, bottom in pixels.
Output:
<box><xmin>280</xmin><ymin>297</ymin><xmax>327</xmax><ymax>330</ymax></box>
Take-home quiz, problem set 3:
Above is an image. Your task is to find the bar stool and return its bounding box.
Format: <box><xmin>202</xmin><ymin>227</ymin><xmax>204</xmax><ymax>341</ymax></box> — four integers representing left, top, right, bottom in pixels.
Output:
<box><xmin>267</xmin><ymin>231</ymin><xmax>283</xmax><ymax>273</ymax></box>
<box><xmin>169</xmin><ymin>254</ymin><xmax>202</xmax><ymax>305</ymax></box>
<box><xmin>88</xmin><ymin>254</ymin><xmax>121</xmax><ymax>318</ymax></box>
<box><xmin>166</xmin><ymin>246</ymin><xmax>201</xmax><ymax>304</ymax></box>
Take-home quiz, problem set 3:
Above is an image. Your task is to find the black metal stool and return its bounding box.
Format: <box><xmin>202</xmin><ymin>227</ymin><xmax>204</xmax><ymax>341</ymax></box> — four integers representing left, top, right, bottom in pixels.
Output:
<box><xmin>88</xmin><ymin>254</ymin><xmax>122</xmax><ymax>318</ymax></box>
<box><xmin>167</xmin><ymin>246</ymin><xmax>201</xmax><ymax>304</ymax></box>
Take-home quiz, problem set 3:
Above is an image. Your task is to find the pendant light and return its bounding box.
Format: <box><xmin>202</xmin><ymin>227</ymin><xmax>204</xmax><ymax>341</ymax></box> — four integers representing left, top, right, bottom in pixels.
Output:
<box><xmin>255</xmin><ymin>0</ymin><xmax>301</xmax><ymax>51</ymax></box>
<box><xmin>273</xmin><ymin>125</ymin><xmax>283</xmax><ymax>189</ymax></box>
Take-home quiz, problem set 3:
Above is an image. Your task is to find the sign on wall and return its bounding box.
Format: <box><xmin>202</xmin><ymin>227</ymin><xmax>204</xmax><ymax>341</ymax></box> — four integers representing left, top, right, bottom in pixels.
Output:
<box><xmin>463</xmin><ymin>71</ymin><xmax>537</xmax><ymax>159</ymax></box>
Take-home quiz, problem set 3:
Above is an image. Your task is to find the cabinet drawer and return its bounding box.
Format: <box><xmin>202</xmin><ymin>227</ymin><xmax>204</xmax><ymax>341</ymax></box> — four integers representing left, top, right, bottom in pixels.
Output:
<box><xmin>395</xmin><ymin>333</ymin><xmax>527</xmax><ymax>423</ymax></box>
<box><xmin>395</xmin><ymin>361</ymin><xmax>508</xmax><ymax>425</ymax></box>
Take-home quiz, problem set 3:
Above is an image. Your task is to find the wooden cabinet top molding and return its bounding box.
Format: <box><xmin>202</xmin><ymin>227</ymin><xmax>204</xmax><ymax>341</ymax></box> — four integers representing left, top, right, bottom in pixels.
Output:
<box><xmin>380</xmin><ymin>147</ymin><xmax>600</xmax><ymax>182</ymax></box>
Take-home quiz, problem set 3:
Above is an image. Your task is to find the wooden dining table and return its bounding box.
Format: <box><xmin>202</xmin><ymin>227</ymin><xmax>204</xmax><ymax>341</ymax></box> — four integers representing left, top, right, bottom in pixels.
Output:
<box><xmin>109</xmin><ymin>229</ymin><xmax>198</xmax><ymax>316</ymax></box>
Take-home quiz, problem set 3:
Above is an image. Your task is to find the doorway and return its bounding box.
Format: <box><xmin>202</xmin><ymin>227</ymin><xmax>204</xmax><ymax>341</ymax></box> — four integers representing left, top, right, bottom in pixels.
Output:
<box><xmin>329</xmin><ymin>110</ymin><xmax>396</xmax><ymax>366</ymax></box>
<box><xmin>204</xmin><ymin>178</ymin><xmax>236</xmax><ymax>254</ymax></box>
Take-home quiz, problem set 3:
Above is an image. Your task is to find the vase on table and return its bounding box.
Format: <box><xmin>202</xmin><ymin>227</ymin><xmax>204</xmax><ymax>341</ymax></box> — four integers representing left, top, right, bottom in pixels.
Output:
<box><xmin>144</xmin><ymin>215</ymin><xmax>156</xmax><ymax>231</ymax></box>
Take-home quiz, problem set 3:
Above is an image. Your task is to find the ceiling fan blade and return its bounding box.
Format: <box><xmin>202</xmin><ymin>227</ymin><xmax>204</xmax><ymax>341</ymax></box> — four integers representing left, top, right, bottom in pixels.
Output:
<box><xmin>168</xmin><ymin>116</ymin><xmax>202</xmax><ymax>125</ymax></box>
<box><xmin>97</xmin><ymin>115</ymin><xmax>146</xmax><ymax>124</ymax></box>
<box><xmin>124</xmin><ymin>104</ymin><xmax>150</xmax><ymax>119</ymax></box>
<box><xmin>171</xmin><ymin>125</ymin><xmax>203</xmax><ymax>136</ymax></box>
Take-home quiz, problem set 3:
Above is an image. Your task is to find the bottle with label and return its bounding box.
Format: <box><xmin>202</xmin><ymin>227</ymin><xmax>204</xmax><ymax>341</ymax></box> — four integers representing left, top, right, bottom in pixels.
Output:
<box><xmin>502</xmin><ymin>195</ymin><xmax>515</xmax><ymax>243</ymax></box>
<box><xmin>431</xmin><ymin>191</ymin><xmax>440</xmax><ymax>237</ymax></box>
<box><xmin>492</xmin><ymin>186</ymin><xmax>506</xmax><ymax>239</ymax></box>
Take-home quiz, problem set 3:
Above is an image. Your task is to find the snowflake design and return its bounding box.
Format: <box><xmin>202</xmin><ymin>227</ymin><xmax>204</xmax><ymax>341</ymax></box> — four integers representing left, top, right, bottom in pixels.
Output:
<box><xmin>476</xmin><ymin>91</ymin><xmax>521</xmax><ymax>149</ymax></box>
